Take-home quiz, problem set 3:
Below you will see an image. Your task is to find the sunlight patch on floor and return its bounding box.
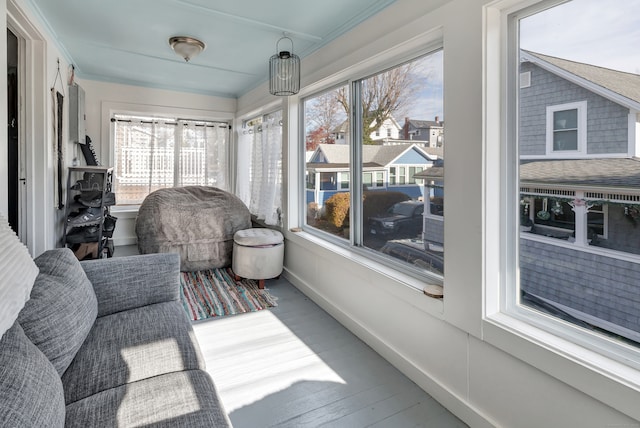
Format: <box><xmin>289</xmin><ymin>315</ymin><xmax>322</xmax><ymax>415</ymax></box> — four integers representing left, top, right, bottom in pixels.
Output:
<box><xmin>192</xmin><ymin>310</ymin><xmax>346</xmax><ymax>413</ymax></box>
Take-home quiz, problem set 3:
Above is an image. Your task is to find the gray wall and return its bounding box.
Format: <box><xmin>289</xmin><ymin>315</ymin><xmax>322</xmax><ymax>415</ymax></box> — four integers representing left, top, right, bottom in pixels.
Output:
<box><xmin>424</xmin><ymin>216</ymin><xmax>444</xmax><ymax>244</ymax></box>
<box><xmin>519</xmin><ymin>62</ymin><xmax>629</xmax><ymax>156</ymax></box>
<box><xmin>520</xmin><ymin>238</ymin><xmax>640</xmax><ymax>335</ymax></box>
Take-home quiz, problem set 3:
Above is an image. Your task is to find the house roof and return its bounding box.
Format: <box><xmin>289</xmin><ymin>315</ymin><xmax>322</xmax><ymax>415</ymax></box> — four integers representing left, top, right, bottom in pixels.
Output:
<box><xmin>407</xmin><ymin>119</ymin><xmax>443</xmax><ymax>129</ymax></box>
<box><xmin>413</xmin><ymin>166</ymin><xmax>443</xmax><ymax>180</ymax></box>
<box><xmin>309</xmin><ymin>143</ymin><xmax>436</xmax><ymax>167</ymax></box>
<box><xmin>523</xmin><ymin>51</ymin><xmax>640</xmax><ymax>109</ymax></box>
<box><xmin>520</xmin><ymin>158</ymin><xmax>640</xmax><ymax>190</ymax></box>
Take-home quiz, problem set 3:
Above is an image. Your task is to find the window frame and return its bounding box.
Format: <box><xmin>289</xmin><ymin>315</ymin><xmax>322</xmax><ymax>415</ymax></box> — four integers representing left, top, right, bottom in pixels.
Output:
<box><xmin>109</xmin><ymin>112</ymin><xmax>231</xmax><ymax>206</ymax></box>
<box><xmin>484</xmin><ymin>0</ymin><xmax>640</xmax><ymax>418</ymax></box>
<box><xmin>545</xmin><ymin>101</ymin><xmax>587</xmax><ymax>155</ymax></box>
<box><xmin>298</xmin><ymin>46</ymin><xmax>445</xmax><ymax>286</ymax></box>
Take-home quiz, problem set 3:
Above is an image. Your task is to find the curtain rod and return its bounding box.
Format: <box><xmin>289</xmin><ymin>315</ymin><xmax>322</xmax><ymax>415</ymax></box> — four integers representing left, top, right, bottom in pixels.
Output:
<box><xmin>110</xmin><ymin>117</ymin><xmax>230</xmax><ymax>128</ymax></box>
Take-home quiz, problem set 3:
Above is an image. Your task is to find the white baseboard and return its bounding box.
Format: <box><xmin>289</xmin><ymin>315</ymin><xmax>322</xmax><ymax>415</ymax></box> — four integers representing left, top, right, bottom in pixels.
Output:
<box><xmin>282</xmin><ymin>268</ymin><xmax>496</xmax><ymax>428</ymax></box>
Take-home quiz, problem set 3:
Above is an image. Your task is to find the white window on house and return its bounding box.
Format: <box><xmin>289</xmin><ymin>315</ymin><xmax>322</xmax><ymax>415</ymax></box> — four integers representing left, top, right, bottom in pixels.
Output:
<box><xmin>389</xmin><ymin>167</ymin><xmax>397</xmax><ymax>185</ymax></box>
<box><xmin>302</xmin><ymin>48</ymin><xmax>444</xmax><ymax>281</ymax></box>
<box><xmin>363</xmin><ymin>171</ymin><xmax>385</xmax><ymax>189</ymax></box>
<box><xmin>408</xmin><ymin>166</ymin><xmax>424</xmax><ymax>184</ymax></box>
<box><xmin>387</xmin><ymin>128</ymin><xmax>392</xmax><ymax>137</ymax></box>
<box><xmin>546</xmin><ymin>101</ymin><xmax>587</xmax><ymax>154</ymax></box>
<box><xmin>111</xmin><ymin>114</ymin><xmax>229</xmax><ymax>206</ymax></box>
<box><xmin>236</xmin><ymin>110</ymin><xmax>283</xmax><ymax>226</ymax></box>
<box><xmin>339</xmin><ymin>172</ymin><xmax>350</xmax><ymax>190</ymax></box>
<box><xmin>398</xmin><ymin>166</ymin><xmax>406</xmax><ymax>184</ymax></box>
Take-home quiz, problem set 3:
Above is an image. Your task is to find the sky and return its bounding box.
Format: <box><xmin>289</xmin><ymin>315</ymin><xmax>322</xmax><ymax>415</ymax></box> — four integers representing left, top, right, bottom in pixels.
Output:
<box><xmin>520</xmin><ymin>0</ymin><xmax>640</xmax><ymax>75</ymax></box>
<box><xmin>405</xmin><ymin>0</ymin><xmax>640</xmax><ymax>123</ymax></box>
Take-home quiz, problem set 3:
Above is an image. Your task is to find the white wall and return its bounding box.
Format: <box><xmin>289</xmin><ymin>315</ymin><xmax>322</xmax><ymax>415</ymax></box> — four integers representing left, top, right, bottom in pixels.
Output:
<box><xmin>239</xmin><ymin>0</ymin><xmax>640</xmax><ymax>426</ymax></box>
<box><xmin>74</xmin><ymin>78</ymin><xmax>237</xmax><ymax>246</ymax></box>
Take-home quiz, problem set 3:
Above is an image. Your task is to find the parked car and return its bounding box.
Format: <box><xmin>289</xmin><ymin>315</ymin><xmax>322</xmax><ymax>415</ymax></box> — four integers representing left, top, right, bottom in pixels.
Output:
<box><xmin>368</xmin><ymin>200</ymin><xmax>424</xmax><ymax>237</ymax></box>
<box><xmin>379</xmin><ymin>239</ymin><xmax>444</xmax><ymax>274</ymax></box>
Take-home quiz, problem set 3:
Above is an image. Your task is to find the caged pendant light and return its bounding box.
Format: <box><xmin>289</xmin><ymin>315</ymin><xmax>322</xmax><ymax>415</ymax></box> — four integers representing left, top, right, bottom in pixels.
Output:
<box><xmin>269</xmin><ymin>35</ymin><xmax>300</xmax><ymax>96</ymax></box>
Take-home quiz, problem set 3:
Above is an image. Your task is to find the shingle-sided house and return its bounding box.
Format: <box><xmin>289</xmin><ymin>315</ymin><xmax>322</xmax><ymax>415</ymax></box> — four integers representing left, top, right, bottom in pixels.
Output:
<box><xmin>402</xmin><ymin>117</ymin><xmax>444</xmax><ymax>147</ymax></box>
<box><xmin>421</xmin><ymin>51</ymin><xmax>640</xmax><ymax>342</ymax></box>
<box><xmin>515</xmin><ymin>51</ymin><xmax>640</xmax><ymax>342</ymax></box>
<box><xmin>306</xmin><ymin>143</ymin><xmax>441</xmax><ymax>208</ymax></box>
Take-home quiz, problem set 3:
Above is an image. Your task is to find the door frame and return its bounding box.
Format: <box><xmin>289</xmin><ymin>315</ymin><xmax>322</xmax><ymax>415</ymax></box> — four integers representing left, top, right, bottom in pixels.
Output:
<box><xmin>7</xmin><ymin>0</ymin><xmax>49</xmax><ymax>255</ymax></box>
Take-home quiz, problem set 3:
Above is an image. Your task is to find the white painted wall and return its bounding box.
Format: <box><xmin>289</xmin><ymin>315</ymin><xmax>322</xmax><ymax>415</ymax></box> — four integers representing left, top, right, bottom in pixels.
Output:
<box><xmin>239</xmin><ymin>0</ymin><xmax>640</xmax><ymax>426</ymax></box>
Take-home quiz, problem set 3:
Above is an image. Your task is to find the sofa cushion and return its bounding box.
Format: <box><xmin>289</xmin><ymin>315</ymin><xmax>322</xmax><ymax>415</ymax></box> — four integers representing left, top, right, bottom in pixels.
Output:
<box><xmin>0</xmin><ymin>322</ymin><xmax>66</xmax><ymax>427</ymax></box>
<box><xmin>64</xmin><ymin>370</ymin><xmax>231</xmax><ymax>427</ymax></box>
<box><xmin>62</xmin><ymin>301</ymin><xmax>205</xmax><ymax>404</ymax></box>
<box><xmin>0</xmin><ymin>213</ymin><xmax>39</xmax><ymax>339</ymax></box>
<box><xmin>18</xmin><ymin>248</ymin><xmax>98</xmax><ymax>376</ymax></box>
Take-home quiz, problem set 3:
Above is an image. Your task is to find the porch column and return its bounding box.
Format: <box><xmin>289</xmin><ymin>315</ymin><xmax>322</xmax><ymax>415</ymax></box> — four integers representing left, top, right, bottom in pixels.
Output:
<box><xmin>569</xmin><ymin>192</ymin><xmax>591</xmax><ymax>246</ymax></box>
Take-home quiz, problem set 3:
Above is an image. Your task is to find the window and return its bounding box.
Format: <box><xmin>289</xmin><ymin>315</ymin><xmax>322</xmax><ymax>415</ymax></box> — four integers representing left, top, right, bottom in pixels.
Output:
<box><xmin>339</xmin><ymin>172</ymin><xmax>350</xmax><ymax>190</ymax></box>
<box><xmin>303</xmin><ymin>49</ymin><xmax>444</xmax><ymax>280</ymax></box>
<box><xmin>512</xmin><ymin>0</ymin><xmax>640</xmax><ymax>351</ymax></box>
<box><xmin>546</xmin><ymin>102</ymin><xmax>586</xmax><ymax>154</ymax></box>
<box><xmin>236</xmin><ymin>110</ymin><xmax>283</xmax><ymax>226</ymax></box>
<box><xmin>304</xmin><ymin>85</ymin><xmax>350</xmax><ymax>237</ymax></box>
<box><xmin>112</xmin><ymin>114</ymin><xmax>229</xmax><ymax>205</ymax></box>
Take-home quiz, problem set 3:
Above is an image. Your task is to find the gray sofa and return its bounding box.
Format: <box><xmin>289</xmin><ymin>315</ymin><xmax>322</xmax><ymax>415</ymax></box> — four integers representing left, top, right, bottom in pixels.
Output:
<box><xmin>0</xmin><ymin>248</ymin><xmax>231</xmax><ymax>427</ymax></box>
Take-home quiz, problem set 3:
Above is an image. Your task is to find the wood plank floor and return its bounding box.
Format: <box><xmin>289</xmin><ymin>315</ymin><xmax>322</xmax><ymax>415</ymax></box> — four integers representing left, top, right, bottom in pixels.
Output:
<box><xmin>115</xmin><ymin>246</ymin><xmax>466</xmax><ymax>427</ymax></box>
<box><xmin>192</xmin><ymin>277</ymin><xmax>468</xmax><ymax>428</ymax></box>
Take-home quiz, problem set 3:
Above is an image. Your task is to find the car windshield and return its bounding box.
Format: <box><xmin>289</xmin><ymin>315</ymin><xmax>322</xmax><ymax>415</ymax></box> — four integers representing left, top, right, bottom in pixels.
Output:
<box><xmin>389</xmin><ymin>203</ymin><xmax>415</xmax><ymax>216</ymax></box>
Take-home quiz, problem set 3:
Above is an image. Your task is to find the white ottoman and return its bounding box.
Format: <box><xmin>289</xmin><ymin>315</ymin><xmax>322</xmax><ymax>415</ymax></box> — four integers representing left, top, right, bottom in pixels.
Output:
<box><xmin>232</xmin><ymin>228</ymin><xmax>284</xmax><ymax>289</ymax></box>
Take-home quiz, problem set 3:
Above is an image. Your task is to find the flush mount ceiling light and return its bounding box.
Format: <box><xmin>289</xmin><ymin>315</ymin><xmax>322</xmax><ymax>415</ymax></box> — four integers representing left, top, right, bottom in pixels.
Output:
<box><xmin>269</xmin><ymin>35</ymin><xmax>300</xmax><ymax>96</ymax></box>
<box><xmin>169</xmin><ymin>36</ymin><xmax>205</xmax><ymax>62</ymax></box>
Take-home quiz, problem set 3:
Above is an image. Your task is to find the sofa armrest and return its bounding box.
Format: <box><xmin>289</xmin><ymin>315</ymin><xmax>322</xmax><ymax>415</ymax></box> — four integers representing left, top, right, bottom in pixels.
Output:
<box><xmin>80</xmin><ymin>253</ymin><xmax>181</xmax><ymax>317</ymax></box>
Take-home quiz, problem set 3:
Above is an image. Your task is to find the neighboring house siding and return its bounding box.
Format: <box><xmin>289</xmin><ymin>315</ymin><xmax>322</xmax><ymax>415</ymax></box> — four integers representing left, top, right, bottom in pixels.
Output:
<box><xmin>424</xmin><ymin>217</ymin><xmax>444</xmax><ymax>245</ymax></box>
<box><xmin>394</xmin><ymin>150</ymin><xmax>430</xmax><ymax>164</ymax></box>
<box><xmin>597</xmin><ymin>207</ymin><xmax>640</xmax><ymax>255</ymax></box>
<box><xmin>519</xmin><ymin>62</ymin><xmax>629</xmax><ymax>156</ymax></box>
<box><xmin>521</xmin><ymin>238</ymin><xmax>640</xmax><ymax>334</ymax></box>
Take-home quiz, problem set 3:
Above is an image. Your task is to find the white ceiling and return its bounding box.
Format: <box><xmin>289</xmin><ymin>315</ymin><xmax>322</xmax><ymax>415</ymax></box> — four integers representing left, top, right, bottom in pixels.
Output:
<box><xmin>27</xmin><ymin>0</ymin><xmax>397</xmax><ymax>98</ymax></box>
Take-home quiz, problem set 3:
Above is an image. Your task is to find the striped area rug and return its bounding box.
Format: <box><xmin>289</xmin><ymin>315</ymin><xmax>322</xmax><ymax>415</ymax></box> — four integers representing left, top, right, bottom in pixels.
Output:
<box><xmin>180</xmin><ymin>269</ymin><xmax>278</xmax><ymax>321</ymax></box>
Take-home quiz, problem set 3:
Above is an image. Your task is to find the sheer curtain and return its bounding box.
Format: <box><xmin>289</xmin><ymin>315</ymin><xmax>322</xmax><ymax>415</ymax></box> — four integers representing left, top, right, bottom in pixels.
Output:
<box><xmin>179</xmin><ymin>121</ymin><xmax>228</xmax><ymax>189</ymax></box>
<box><xmin>237</xmin><ymin>110</ymin><xmax>283</xmax><ymax>225</ymax></box>
<box><xmin>112</xmin><ymin>114</ymin><xmax>229</xmax><ymax>205</ymax></box>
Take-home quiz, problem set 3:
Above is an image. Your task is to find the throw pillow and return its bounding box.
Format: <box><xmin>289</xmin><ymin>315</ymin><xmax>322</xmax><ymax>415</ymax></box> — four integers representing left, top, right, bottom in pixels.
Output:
<box><xmin>0</xmin><ymin>322</ymin><xmax>65</xmax><ymax>427</ymax></box>
<box><xmin>18</xmin><ymin>248</ymin><xmax>98</xmax><ymax>376</ymax></box>
<box><xmin>0</xmin><ymin>213</ymin><xmax>39</xmax><ymax>339</ymax></box>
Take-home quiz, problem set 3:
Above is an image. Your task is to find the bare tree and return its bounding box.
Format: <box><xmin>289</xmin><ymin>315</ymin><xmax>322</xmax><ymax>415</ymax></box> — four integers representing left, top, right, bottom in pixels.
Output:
<box><xmin>305</xmin><ymin>92</ymin><xmax>343</xmax><ymax>147</ymax></box>
<box><xmin>337</xmin><ymin>62</ymin><xmax>417</xmax><ymax>144</ymax></box>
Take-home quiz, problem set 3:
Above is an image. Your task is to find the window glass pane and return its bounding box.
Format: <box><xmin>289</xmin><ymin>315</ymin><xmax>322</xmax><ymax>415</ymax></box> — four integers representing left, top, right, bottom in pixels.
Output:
<box><xmin>518</xmin><ymin>0</ymin><xmax>640</xmax><ymax>346</ymax></box>
<box><xmin>304</xmin><ymin>85</ymin><xmax>350</xmax><ymax>239</ymax></box>
<box><xmin>553</xmin><ymin>130</ymin><xmax>578</xmax><ymax>151</ymax></box>
<box><xmin>113</xmin><ymin>115</ymin><xmax>228</xmax><ymax>205</ymax></box>
<box><xmin>553</xmin><ymin>109</ymin><xmax>577</xmax><ymax>130</ymax></box>
<box><xmin>340</xmin><ymin>172</ymin><xmax>350</xmax><ymax>190</ymax></box>
<box><xmin>360</xmin><ymin>50</ymin><xmax>444</xmax><ymax>279</ymax></box>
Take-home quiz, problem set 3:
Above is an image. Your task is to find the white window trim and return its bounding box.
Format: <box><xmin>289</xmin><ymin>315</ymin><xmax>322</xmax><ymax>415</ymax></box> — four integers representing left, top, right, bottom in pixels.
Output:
<box><xmin>484</xmin><ymin>0</ymin><xmax>640</xmax><ymax>421</ymax></box>
<box><xmin>545</xmin><ymin>101</ymin><xmax>587</xmax><ymax>156</ymax></box>
<box><xmin>339</xmin><ymin>171</ymin><xmax>350</xmax><ymax>190</ymax></box>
